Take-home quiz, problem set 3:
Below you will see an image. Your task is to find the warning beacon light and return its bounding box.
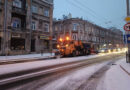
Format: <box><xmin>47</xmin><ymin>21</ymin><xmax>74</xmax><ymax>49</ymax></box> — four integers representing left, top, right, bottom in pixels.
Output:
<box><xmin>59</xmin><ymin>38</ymin><xmax>63</xmax><ymax>42</ymax></box>
<box><xmin>66</xmin><ymin>36</ymin><xmax>70</xmax><ymax>41</ymax></box>
<box><xmin>57</xmin><ymin>45</ymin><xmax>60</xmax><ymax>48</ymax></box>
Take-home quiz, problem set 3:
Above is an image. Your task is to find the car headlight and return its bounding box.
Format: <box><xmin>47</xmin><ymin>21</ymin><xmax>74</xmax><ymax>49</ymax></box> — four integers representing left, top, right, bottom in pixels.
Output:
<box><xmin>101</xmin><ymin>50</ymin><xmax>105</xmax><ymax>52</ymax></box>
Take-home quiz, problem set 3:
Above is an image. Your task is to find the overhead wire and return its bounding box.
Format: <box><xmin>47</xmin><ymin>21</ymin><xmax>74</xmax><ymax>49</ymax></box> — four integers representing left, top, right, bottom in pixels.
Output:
<box><xmin>74</xmin><ymin>0</ymin><xmax>122</xmax><ymax>28</ymax></box>
<box><xmin>67</xmin><ymin>0</ymin><xmax>123</xmax><ymax>29</ymax></box>
<box><xmin>65</xmin><ymin>0</ymin><xmax>105</xmax><ymax>24</ymax></box>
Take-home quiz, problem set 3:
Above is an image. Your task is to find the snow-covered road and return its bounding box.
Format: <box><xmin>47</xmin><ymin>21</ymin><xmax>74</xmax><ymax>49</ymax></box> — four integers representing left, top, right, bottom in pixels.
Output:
<box><xmin>0</xmin><ymin>52</ymin><xmax>124</xmax><ymax>75</ymax></box>
<box><xmin>37</xmin><ymin>58</ymin><xmax>130</xmax><ymax>90</ymax></box>
<box><xmin>0</xmin><ymin>52</ymin><xmax>128</xmax><ymax>90</ymax></box>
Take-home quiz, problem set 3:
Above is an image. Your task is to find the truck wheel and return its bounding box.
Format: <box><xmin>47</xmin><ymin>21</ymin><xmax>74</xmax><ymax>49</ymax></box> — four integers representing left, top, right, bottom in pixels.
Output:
<box><xmin>76</xmin><ymin>51</ymin><xmax>79</xmax><ymax>56</ymax></box>
<box><xmin>72</xmin><ymin>51</ymin><xmax>76</xmax><ymax>57</ymax></box>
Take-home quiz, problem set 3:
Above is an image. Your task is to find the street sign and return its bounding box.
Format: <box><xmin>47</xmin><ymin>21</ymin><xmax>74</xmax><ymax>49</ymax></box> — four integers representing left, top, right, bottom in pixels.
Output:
<box><xmin>124</xmin><ymin>23</ymin><xmax>130</xmax><ymax>31</ymax></box>
<box><xmin>126</xmin><ymin>34</ymin><xmax>130</xmax><ymax>43</ymax></box>
<box><xmin>125</xmin><ymin>16</ymin><xmax>130</xmax><ymax>22</ymax></box>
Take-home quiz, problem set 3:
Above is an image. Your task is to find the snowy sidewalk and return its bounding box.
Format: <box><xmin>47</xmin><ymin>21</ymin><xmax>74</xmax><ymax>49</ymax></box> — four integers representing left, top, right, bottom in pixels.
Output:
<box><xmin>97</xmin><ymin>58</ymin><xmax>130</xmax><ymax>90</ymax></box>
<box><xmin>0</xmin><ymin>53</ymin><xmax>55</xmax><ymax>62</ymax></box>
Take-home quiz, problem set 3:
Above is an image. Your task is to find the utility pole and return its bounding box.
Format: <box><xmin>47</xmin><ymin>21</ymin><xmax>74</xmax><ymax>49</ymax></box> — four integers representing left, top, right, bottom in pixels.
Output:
<box><xmin>126</xmin><ymin>0</ymin><xmax>130</xmax><ymax>63</ymax></box>
<box><xmin>127</xmin><ymin>0</ymin><xmax>129</xmax><ymax>16</ymax></box>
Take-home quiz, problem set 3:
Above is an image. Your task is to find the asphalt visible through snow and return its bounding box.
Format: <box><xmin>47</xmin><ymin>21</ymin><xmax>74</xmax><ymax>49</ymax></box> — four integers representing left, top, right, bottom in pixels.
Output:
<box><xmin>1</xmin><ymin>53</ymin><xmax>125</xmax><ymax>90</ymax></box>
<box><xmin>76</xmin><ymin>62</ymin><xmax>112</xmax><ymax>90</ymax></box>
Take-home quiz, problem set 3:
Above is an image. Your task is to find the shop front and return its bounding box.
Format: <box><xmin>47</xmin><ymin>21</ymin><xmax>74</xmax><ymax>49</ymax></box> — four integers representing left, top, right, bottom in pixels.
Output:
<box><xmin>0</xmin><ymin>32</ymin><xmax>2</xmax><ymax>53</ymax></box>
<box><xmin>40</xmin><ymin>34</ymin><xmax>50</xmax><ymax>52</ymax></box>
<box><xmin>0</xmin><ymin>37</ymin><xmax>1</xmax><ymax>51</ymax></box>
<box><xmin>10</xmin><ymin>33</ymin><xmax>26</xmax><ymax>55</ymax></box>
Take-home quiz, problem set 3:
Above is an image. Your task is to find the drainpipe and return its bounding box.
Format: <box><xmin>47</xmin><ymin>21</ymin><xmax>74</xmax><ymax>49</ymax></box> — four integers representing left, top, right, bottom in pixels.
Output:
<box><xmin>29</xmin><ymin>0</ymin><xmax>32</xmax><ymax>53</ymax></box>
<box><xmin>2</xmin><ymin>0</ymin><xmax>7</xmax><ymax>55</ymax></box>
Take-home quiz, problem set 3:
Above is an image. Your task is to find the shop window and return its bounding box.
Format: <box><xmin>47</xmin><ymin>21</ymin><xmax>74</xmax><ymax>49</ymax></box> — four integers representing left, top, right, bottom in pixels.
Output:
<box><xmin>11</xmin><ymin>38</ymin><xmax>25</xmax><ymax>50</ymax></box>
<box><xmin>44</xmin><ymin>40</ymin><xmax>49</xmax><ymax>49</ymax></box>
<box><xmin>0</xmin><ymin>37</ymin><xmax>1</xmax><ymax>51</ymax></box>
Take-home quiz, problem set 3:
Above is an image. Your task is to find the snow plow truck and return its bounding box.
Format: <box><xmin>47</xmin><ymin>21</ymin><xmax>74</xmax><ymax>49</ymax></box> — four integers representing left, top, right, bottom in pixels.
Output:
<box><xmin>56</xmin><ymin>36</ymin><xmax>92</xmax><ymax>57</ymax></box>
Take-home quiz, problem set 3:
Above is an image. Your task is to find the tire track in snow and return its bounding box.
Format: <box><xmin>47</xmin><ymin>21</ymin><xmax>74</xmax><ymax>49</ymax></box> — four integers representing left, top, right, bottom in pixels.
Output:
<box><xmin>77</xmin><ymin>62</ymin><xmax>114</xmax><ymax>90</ymax></box>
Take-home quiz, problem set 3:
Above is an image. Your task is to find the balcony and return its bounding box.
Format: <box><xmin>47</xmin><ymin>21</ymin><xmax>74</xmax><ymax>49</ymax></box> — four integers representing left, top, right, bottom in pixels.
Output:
<box><xmin>8</xmin><ymin>26</ymin><xmax>26</xmax><ymax>32</ymax></box>
<box><xmin>12</xmin><ymin>6</ymin><xmax>27</xmax><ymax>15</ymax></box>
<box><xmin>12</xmin><ymin>28</ymin><xmax>26</xmax><ymax>32</ymax></box>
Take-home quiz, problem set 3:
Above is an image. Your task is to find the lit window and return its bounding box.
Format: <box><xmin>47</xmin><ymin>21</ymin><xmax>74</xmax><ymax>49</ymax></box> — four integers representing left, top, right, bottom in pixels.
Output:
<box><xmin>13</xmin><ymin>0</ymin><xmax>22</xmax><ymax>8</ymax></box>
<box><xmin>32</xmin><ymin>22</ymin><xmax>36</xmax><ymax>30</ymax></box>
<box><xmin>32</xmin><ymin>5</ymin><xmax>38</xmax><ymax>13</ymax></box>
<box><xmin>44</xmin><ymin>9</ymin><xmax>49</xmax><ymax>17</ymax></box>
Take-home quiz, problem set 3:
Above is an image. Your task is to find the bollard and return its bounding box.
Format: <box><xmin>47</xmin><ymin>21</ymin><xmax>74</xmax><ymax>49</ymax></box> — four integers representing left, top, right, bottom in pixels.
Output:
<box><xmin>126</xmin><ymin>52</ymin><xmax>128</xmax><ymax>63</ymax></box>
<box><xmin>41</xmin><ymin>50</ymin><xmax>44</xmax><ymax>56</ymax></box>
<box><xmin>126</xmin><ymin>52</ymin><xmax>130</xmax><ymax>63</ymax></box>
<box><xmin>128</xmin><ymin>52</ymin><xmax>130</xmax><ymax>63</ymax></box>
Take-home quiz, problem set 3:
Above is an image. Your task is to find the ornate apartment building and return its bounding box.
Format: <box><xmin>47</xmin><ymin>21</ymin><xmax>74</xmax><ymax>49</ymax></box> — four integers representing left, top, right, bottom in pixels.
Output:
<box><xmin>0</xmin><ymin>0</ymin><xmax>53</xmax><ymax>55</ymax></box>
<box><xmin>53</xmin><ymin>18</ymin><xmax>124</xmax><ymax>50</ymax></box>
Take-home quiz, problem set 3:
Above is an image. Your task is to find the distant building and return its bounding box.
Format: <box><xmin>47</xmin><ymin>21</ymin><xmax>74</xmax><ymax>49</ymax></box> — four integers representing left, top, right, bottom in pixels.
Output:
<box><xmin>53</xmin><ymin>18</ymin><xmax>124</xmax><ymax>50</ymax></box>
<box><xmin>0</xmin><ymin>0</ymin><xmax>53</xmax><ymax>55</ymax></box>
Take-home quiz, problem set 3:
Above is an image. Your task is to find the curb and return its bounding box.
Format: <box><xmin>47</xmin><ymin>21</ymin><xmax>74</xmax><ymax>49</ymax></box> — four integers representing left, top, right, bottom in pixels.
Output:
<box><xmin>120</xmin><ymin>65</ymin><xmax>130</xmax><ymax>76</ymax></box>
<box><xmin>0</xmin><ymin>56</ymin><xmax>55</xmax><ymax>65</ymax></box>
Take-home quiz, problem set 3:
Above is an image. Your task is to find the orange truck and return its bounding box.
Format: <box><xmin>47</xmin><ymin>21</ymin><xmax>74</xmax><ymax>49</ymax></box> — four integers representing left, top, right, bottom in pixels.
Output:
<box><xmin>56</xmin><ymin>36</ymin><xmax>91</xmax><ymax>57</ymax></box>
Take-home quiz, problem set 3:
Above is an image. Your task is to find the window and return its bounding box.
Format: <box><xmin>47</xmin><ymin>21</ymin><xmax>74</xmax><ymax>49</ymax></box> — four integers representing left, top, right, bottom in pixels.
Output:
<box><xmin>55</xmin><ymin>27</ymin><xmax>58</xmax><ymax>32</ymax></box>
<box><xmin>44</xmin><ymin>9</ymin><xmax>49</xmax><ymax>17</ymax></box>
<box><xmin>73</xmin><ymin>23</ymin><xmax>78</xmax><ymax>31</ymax></box>
<box><xmin>39</xmin><ymin>7</ymin><xmax>43</xmax><ymax>15</ymax></box>
<box><xmin>72</xmin><ymin>34</ymin><xmax>77</xmax><ymax>40</ymax></box>
<box><xmin>39</xmin><ymin>20</ymin><xmax>43</xmax><ymax>29</ymax></box>
<box><xmin>44</xmin><ymin>24</ymin><xmax>49</xmax><ymax>32</ymax></box>
<box><xmin>32</xmin><ymin>5</ymin><xmax>38</xmax><ymax>13</ymax></box>
<box><xmin>12</xmin><ymin>18</ymin><xmax>21</xmax><ymax>28</ymax></box>
<box><xmin>32</xmin><ymin>22</ymin><xmax>36</xmax><ymax>30</ymax></box>
<box><xmin>13</xmin><ymin>0</ymin><xmax>22</xmax><ymax>8</ymax></box>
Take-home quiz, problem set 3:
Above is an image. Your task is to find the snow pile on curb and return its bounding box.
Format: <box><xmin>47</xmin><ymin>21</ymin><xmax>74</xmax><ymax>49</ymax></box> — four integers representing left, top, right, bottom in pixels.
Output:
<box><xmin>0</xmin><ymin>53</ymin><xmax>55</xmax><ymax>61</ymax></box>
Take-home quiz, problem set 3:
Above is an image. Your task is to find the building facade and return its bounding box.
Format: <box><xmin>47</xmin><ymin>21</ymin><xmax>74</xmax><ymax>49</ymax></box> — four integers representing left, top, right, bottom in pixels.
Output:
<box><xmin>0</xmin><ymin>0</ymin><xmax>53</xmax><ymax>55</ymax></box>
<box><xmin>53</xmin><ymin>18</ymin><xmax>124</xmax><ymax>51</ymax></box>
